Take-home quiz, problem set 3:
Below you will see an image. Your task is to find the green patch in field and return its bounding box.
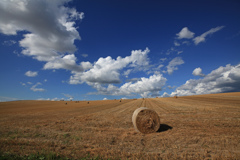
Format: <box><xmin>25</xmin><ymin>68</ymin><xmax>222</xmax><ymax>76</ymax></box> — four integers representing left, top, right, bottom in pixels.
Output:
<box><xmin>0</xmin><ymin>152</ymin><xmax>108</xmax><ymax>160</ymax></box>
<box><xmin>34</xmin><ymin>133</ymin><xmax>46</xmax><ymax>138</ymax></box>
<box><xmin>63</xmin><ymin>133</ymin><xmax>70</xmax><ymax>139</ymax></box>
<box><xmin>0</xmin><ymin>151</ymin><xmax>66</xmax><ymax>160</ymax></box>
<box><xmin>74</xmin><ymin>136</ymin><xmax>82</xmax><ymax>141</ymax></box>
<box><xmin>35</xmin><ymin>125</ymin><xmax>41</xmax><ymax>129</ymax></box>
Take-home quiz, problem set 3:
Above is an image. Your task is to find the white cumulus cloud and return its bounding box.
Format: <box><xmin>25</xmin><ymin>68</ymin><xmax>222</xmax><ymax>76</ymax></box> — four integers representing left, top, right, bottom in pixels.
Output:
<box><xmin>192</xmin><ymin>67</ymin><xmax>205</xmax><ymax>77</ymax></box>
<box><xmin>43</xmin><ymin>54</ymin><xmax>91</xmax><ymax>72</ymax></box>
<box><xmin>88</xmin><ymin>73</ymin><xmax>167</xmax><ymax>98</ymax></box>
<box><xmin>176</xmin><ymin>27</ymin><xmax>195</xmax><ymax>39</ymax></box>
<box><xmin>69</xmin><ymin>48</ymin><xmax>150</xmax><ymax>84</ymax></box>
<box><xmin>171</xmin><ymin>64</ymin><xmax>240</xmax><ymax>96</ymax></box>
<box><xmin>119</xmin><ymin>74</ymin><xmax>167</xmax><ymax>96</ymax></box>
<box><xmin>0</xmin><ymin>0</ymin><xmax>83</xmax><ymax>68</ymax></box>
<box><xmin>25</xmin><ymin>71</ymin><xmax>38</xmax><ymax>77</ymax></box>
<box><xmin>161</xmin><ymin>92</ymin><xmax>170</xmax><ymax>97</ymax></box>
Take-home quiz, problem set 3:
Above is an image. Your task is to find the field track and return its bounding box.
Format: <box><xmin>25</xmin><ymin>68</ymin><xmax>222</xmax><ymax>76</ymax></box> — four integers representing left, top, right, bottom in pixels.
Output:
<box><xmin>0</xmin><ymin>92</ymin><xmax>240</xmax><ymax>159</ymax></box>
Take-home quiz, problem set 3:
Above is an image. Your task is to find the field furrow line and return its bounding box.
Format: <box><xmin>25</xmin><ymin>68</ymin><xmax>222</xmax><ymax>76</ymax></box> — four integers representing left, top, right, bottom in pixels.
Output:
<box><xmin>152</xmin><ymin>98</ymin><xmax>196</xmax><ymax>111</ymax></box>
<box><xmin>138</xmin><ymin>99</ymin><xmax>145</xmax><ymax>107</ymax></box>
<box><xmin>117</xmin><ymin>100</ymin><xmax>142</xmax><ymax>114</ymax></box>
<box><xmin>108</xmin><ymin>99</ymin><xmax>143</xmax><ymax>115</ymax></box>
<box><xmin>147</xmin><ymin>99</ymin><xmax>173</xmax><ymax>113</ymax></box>
<box><xmin>104</xmin><ymin>100</ymin><xmax>137</xmax><ymax>114</ymax></box>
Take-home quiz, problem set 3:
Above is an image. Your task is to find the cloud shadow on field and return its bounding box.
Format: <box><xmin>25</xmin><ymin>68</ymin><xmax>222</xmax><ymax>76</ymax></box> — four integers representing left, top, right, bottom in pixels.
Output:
<box><xmin>157</xmin><ymin>124</ymin><xmax>173</xmax><ymax>133</ymax></box>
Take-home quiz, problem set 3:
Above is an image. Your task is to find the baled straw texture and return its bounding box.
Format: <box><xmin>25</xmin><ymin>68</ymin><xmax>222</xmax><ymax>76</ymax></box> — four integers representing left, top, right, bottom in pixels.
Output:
<box><xmin>132</xmin><ymin>107</ymin><xmax>160</xmax><ymax>134</ymax></box>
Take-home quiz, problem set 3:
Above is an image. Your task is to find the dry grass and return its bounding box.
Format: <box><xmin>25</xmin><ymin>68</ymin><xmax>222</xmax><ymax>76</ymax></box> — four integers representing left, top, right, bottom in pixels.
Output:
<box><xmin>0</xmin><ymin>92</ymin><xmax>240</xmax><ymax>159</ymax></box>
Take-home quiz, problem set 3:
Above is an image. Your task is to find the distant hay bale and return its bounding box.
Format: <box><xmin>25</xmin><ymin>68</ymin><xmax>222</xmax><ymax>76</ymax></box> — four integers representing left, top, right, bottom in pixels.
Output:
<box><xmin>132</xmin><ymin>107</ymin><xmax>160</xmax><ymax>134</ymax></box>
<box><xmin>174</xmin><ymin>95</ymin><xmax>178</xmax><ymax>98</ymax></box>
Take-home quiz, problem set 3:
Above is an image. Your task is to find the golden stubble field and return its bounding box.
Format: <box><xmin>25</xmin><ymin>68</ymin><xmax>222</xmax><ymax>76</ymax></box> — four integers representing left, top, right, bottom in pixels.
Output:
<box><xmin>0</xmin><ymin>92</ymin><xmax>240</xmax><ymax>159</ymax></box>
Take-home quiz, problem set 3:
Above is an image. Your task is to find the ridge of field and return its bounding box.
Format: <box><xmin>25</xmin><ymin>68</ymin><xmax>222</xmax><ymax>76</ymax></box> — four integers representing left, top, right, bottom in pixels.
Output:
<box><xmin>0</xmin><ymin>92</ymin><xmax>240</xmax><ymax>159</ymax></box>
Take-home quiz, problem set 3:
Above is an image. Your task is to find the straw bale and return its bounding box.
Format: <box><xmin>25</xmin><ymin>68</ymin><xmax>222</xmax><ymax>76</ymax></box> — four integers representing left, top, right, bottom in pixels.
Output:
<box><xmin>132</xmin><ymin>107</ymin><xmax>160</xmax><ymax>134</ymax></box>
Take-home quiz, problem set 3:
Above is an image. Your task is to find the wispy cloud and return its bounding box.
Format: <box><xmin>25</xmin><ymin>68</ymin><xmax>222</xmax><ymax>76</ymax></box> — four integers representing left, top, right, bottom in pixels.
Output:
<box><xmin>174</xmin><ymin>41</ymin><xmax>180</xmax><ymax>46</ymax></box>
<box><xmin>166</xmin><ymin>57</ymin><xmax>184</xmax><ymax>75</ymax></box>
<box><xmin>20</xmin><ymin>82</ymin><xmax>26</xmax><ymax>86</ymax></box>
<box><xmin>177</xmin><ymin>51</ymin><xmax>183</xmax><ymax>55</ymax></box>
<box><xmin>193</xmin><ymin>26</ymin><xmax>225</xmax><ymax>45</ymax></box>
<box><xmin>2</xmin><ymin>40</ymin><xmax>16</xmax><ymax>46</ymax></box>
<box><xmin>123</xmin><ymin>69</ymin><xmax>132</xmax><ymax>78</ymax></box>
<box><xmin>81</xmin><ymin>54</ymin><xmax>88</xmax><ymax>58</ymax></box>
<box><xmin>62</xmin><ymin>93</ymin><xmax>74</xmax><ymax>100</ymax></box>
<box><xmin>0</xmin><ymin>96</ymin><xmax>19</xmax><ymax>102</ymax></box>
<box><xmin>160</xmin><ymin>58</ymin><xmax>167</xmax><ymax>62</ymax></box>
<box><xmin>175</xmin><ymin>26</ymin><xmax>225</xmax><ymax>47</ymax></box>
<box><xmin>229</xmin><ymin>30</ymin><xmax>240</xmax><ymax>39</ymax></box>
<box><xmin>30</xmin><ymin>82</ymin><xmax>45</xmax><ymax>92</ymax></box>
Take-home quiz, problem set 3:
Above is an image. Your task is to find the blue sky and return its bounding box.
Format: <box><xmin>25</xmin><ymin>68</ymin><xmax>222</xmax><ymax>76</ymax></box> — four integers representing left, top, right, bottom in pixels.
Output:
<box><xmin>0</xmin><ymin>0</ymin><xmax>240</xmax><ymax>101</ymax></box>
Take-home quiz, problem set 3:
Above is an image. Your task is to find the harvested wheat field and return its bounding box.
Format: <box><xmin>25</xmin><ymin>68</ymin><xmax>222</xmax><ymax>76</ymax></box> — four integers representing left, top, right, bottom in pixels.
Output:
<box><xmin>0</xmin><ymin>92</ymin><xmax>240</xmax><ymax>159</ymax></box>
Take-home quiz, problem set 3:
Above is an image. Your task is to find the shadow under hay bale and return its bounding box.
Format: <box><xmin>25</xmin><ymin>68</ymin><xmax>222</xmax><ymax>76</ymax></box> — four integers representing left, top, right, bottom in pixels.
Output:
<box><xmin>157</xmin><ymin>124</ymin><xmax>172</xmax><ymax>133</ymax></box>
<box><xmin>132</xmin><ymin>107</ymin><xmax>160</xmax><ymax>134</ymax></box>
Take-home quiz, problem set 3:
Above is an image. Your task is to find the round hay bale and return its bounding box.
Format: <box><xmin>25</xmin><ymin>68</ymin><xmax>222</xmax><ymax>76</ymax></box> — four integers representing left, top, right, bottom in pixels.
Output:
<box><xmin>132</xmin><ymin>107</ymin><xmax>160</xmax><ymax>134</ymax></box>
